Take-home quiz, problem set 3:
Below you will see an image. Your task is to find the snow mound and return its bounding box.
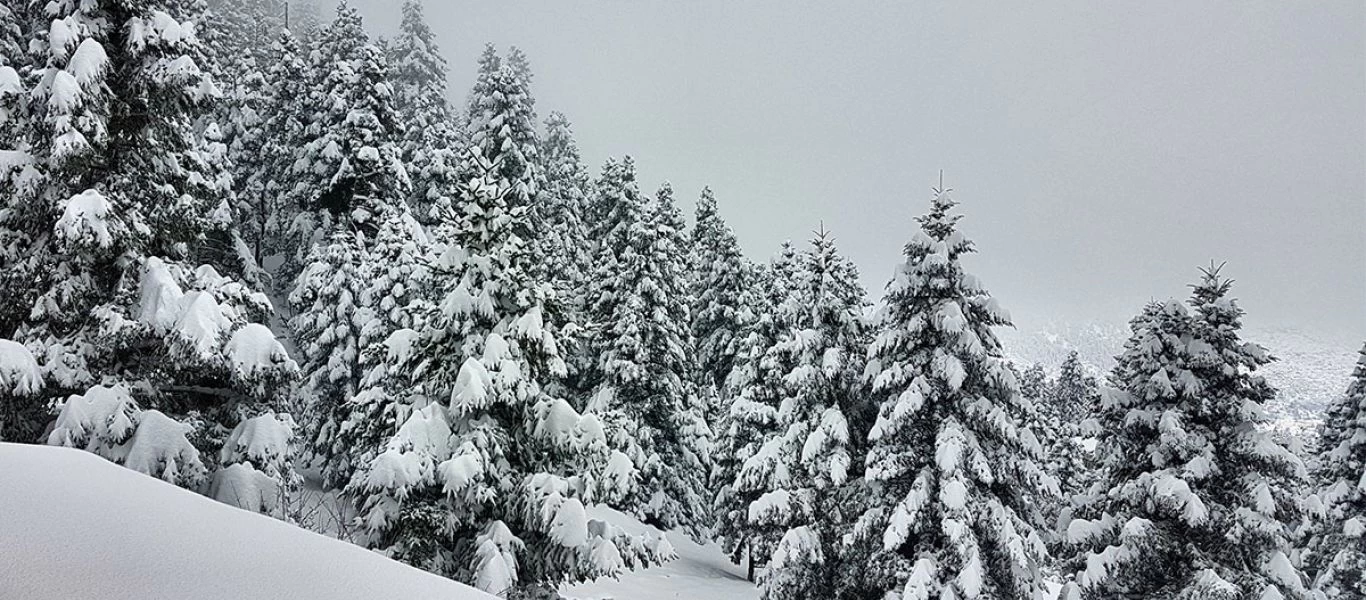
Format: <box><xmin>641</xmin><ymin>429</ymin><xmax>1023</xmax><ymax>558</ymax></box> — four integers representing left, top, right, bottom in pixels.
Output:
<box><xmin>0</xmin><ymin>443</ymin><xmax>494</xmax><ymax>600</ymax></box>
<box><xmin>0</xmin><ymin>339</ymin><xmax>42</xmax><ymax>396</ymax></box>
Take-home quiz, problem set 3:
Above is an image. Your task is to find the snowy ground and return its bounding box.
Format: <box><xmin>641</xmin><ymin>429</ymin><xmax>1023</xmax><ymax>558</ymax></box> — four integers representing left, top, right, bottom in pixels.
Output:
<box><xmin>0</xmin><ymin>443</ymin><xmax>492</xmax><ymax>600</ymax></box>
<box><xmin>562</xmin><ymin>507</ymin><xmax>758</xmax><ymax>600</ymax></box>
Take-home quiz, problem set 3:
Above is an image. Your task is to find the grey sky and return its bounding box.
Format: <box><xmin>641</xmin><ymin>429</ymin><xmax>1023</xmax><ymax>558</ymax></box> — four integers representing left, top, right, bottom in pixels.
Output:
<box><xmin>340</xmin><ymin>0</ymin><xmax>1364</xmax><ymax>340</ymax></box>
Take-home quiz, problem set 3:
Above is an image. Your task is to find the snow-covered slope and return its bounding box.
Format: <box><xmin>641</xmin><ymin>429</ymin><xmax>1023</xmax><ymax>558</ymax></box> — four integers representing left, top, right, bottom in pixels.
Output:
<box><xmin>0</xmin><ymin>443</ymin><xmax>493</xmax><ymax>600</ymax></box>
<box><xmin>561</xmin><ymin>507</ymin><xmax>758</xmax><ymax>600</ymax></box>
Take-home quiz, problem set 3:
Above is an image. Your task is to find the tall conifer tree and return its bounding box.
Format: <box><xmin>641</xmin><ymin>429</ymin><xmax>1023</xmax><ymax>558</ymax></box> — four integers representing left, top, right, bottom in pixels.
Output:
<box><xmin>851</xmin><ymin>185</ymin><xmax>1056</xmax><ymax>599</ymax></box>
<box><xmin>1064</xmin><ymin>267</ymin><xmax>1314</xmax><ymax>600</ymax></box>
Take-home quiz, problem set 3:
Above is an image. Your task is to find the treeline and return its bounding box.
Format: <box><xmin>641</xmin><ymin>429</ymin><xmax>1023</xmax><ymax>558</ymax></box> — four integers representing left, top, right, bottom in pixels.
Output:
<box><xmin>0</xmin><ymin>2</ymin><xmax>1362</xmax><ymax>600</ymax></box>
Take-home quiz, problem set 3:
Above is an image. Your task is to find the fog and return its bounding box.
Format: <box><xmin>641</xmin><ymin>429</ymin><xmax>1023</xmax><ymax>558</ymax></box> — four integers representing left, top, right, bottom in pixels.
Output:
<box><xmin>337</xmin><ymin>0</ymin><xmax>1365</xmax><ymax>340</ymax></box>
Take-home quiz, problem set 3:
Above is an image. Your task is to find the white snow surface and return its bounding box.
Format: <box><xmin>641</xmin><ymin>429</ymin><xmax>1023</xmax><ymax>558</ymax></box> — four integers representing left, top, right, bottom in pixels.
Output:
<box><xmin>0</xmin><ymin>443</ymin><xmax>494</xmax><ymax>600</ymax></box>
<box><xmin>561</xmin><ymin>506</ymin><xmax>756</xmax><ymax>600</ymax></box>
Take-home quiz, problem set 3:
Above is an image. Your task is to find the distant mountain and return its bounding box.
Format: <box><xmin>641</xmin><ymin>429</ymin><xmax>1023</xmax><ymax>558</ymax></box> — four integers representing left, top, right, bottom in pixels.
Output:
<box><xmin>997</xmin><ymin>320</ymin><xmax>1358</xmax><ymax>424</ymax></box>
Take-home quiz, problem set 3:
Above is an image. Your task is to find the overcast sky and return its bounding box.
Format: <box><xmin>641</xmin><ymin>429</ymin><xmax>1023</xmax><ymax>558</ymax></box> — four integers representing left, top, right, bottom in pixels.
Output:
<box><xmin>338</xmin><ymin>0</ymin><xmax>1364</xmax><ymax>340</ymax></box>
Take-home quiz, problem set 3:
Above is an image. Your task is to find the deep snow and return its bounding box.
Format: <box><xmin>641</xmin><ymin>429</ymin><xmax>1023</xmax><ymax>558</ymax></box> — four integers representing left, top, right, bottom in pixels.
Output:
<box><xmin>0</xmin><ymin>443</ymin><xmax>493</xmax><ymax>600</ymax></box>
<box><xmin>561</xmin><ymin>506</ymin><xmax>759</xmax><ymax>600</ymax></box>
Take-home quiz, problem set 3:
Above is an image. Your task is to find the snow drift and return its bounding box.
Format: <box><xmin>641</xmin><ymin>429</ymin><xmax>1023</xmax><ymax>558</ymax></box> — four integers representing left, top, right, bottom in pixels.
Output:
<box><xmin>0</xmin><ymin>443</ymin><xmax>493</xmax><ymax>600</ymax></box>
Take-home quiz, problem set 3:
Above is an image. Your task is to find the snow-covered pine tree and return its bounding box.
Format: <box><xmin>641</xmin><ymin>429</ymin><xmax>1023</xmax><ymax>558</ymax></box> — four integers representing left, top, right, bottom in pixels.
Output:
<box><xmin>1051</xmin><ymin>352</ymin><xmax>1096</xmax><ymax>425</ymax></box>
<box><xmin>691</xmin><ymin>187</ymin><xmax>753</xmax><ymax>399</ymax></box>
<box><xmin>851</xmin><ymin>184</ymin><xmax>1056</xmax><ymax>599</ymax></box>
<box><xmin>1019</xmin><ymin>363</ymin><xmax>1050</xmax><ymax>403</ymax></box>
<box><xmin>280</xmin><ymin>2</ymin><xmax>399</xmax><ymax>284</ymax></box>
<box><xmin>1063</xmin><ymin>266</ymin><xmax>1314</xmax><ymax>600</ymax></box>
<box><xmin>248</xmin><ymin>28</ymin><xmax>310</xmax><ymax>269</ymax></box>
<box><xmin>712</xmin><ymin>241</ymin><xmax>800</xmax><ymax>579</ymax></box>
<box><xmin>1045</xmin><ymin>352</ymin><xmax>1100</xmax><ymax>517</ymax></box>
<box><xmin>290</xmin><ymin>137</ymin><xmax>413</xmax><ymax>489</ymax></box>
<box><xmin>199</xmin><ymin>0</ymin><xmax>288</xmax><ymax>265</ymax></box>
<box><xmin>463</xmin><ymin>44</ymin><xmax>542</xmax><ymax>219</ymax></box>
<box><xmin>330</xmin><ymin>205</ymin><xmax>433</xmax><ymax>491</ymax></box>
<box><xmin>743</xmin><ymin>228</ymin><xmax>872</xmax><ymax>600</ymax></box>
<box><xmin>1</xmin><ymin>0</ymin><xmax>296</xmax><ymax>491</ymax></box>
<box><xmin>1305</xmin><ymin>343</ymin><xmax>1366</xmax><ymax>598</ymax></box>
<box><xmin>389</xmin><ymin>0</ymin><xmax>459</xmax><ymax>226</ymax></box>
<box><xmin>349</xmin><ymin>147</ymin><xmax>671</xmax><ymax>596</ymax></box>
<box><xmin>583</xmin><ymin>176</ymin><xmax>711</xmax><ymax>535</ymax></box>
<box><xmin>536</xmin><ymin>112</ymin><xmax>593</xmax><ymax>340</ymax></box>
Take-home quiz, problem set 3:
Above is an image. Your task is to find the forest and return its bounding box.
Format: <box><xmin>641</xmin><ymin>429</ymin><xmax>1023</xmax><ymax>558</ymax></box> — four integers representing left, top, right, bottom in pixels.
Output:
<box><xmin>0</xmin><ymin>1</ymin><xmax>1363</xmax><ymax>600</ymax></box>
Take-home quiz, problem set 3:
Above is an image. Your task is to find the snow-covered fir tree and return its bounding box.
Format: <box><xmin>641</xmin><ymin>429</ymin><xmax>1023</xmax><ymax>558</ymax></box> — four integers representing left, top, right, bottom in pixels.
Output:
<box><xmin>712</xmin><ymin>241</ymin><xmax>801</xmax><ymax>580</ymax></box>
<box><xmin>690</xmin><ymin>187</ymin><xmax>753</xmax><ymax>399</ymax></box>
<box><xmin>1305</xmin><ymin>343</ymin><xmax>1366</xmax><ymax>598</ymax></box>
<box><xmin>388</xmin><ymin>0</ymin><xmax>459</xmax><ymax>226</ymax></box>
<box><xmin>1018</xmin><ymin>363</ymin><xmax>1049</xmax><ymax>402</ymax></box>
<box><xmin>1063</xmin><ymin>267</ymin><xmax>1314</xmax><ymax>600</ymax></box>
<box><xmin>289</xmin><ymin>141</ymin><xmax>412</xmax><ymax>489</ymax></box>
<box><xmin>245</xmin><ymin>28</ymin><xmax>311</xmax><ymax>269</ymax></box>
<box><xmin>0</xmin><ymin>0</ymin><xmax>296</xmax><ymax>496</ymax></box>
<box><xmin>536</xmin><ymin>112</ymin><xmax>593</xmax><ymax>341</ymax></box>
<box><xmin>280</xmin><ymin>2</ymin><xmax>399</xmax><ymax>283</ymax></box>
<box><xmin>1045</xmin><ymin>352</ymin><xmax>1100</xmax><ymax>516</ymax></box>
<box><xmin>741</xmin><ymin>228</ymin><xmax>872</xmax><ymax>600</ymax></box>
<box><xmin>349</xmin><ymin>148</ymin><xmax>671</xmax><ymax>596</ymax></box>
<box><xmin>582</xmin><ymin>169</ymin><xmax>711</xmax><ymax>535</ymax></box>
<box><xmin>850</xmin><ymin>185</ymin><xmax>1056</xmax><ymax>599</ymax></box>
<box><xmin>329</xmin><ymin>206</ymin><xmax>433</xmax><ymax>491</ymax></box>
<box><xmin>462</xmin><ymin>44</ymin><xmax>542</xmax><ymax>220</ymax></box>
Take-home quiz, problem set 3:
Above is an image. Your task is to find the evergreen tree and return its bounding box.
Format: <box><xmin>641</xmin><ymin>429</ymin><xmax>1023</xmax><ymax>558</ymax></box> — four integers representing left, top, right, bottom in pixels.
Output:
<box><xmin>712</xmin><ymin>242</ymin><xmax>800</xmax><ymax>579</ymax></box>
<box><xmin>1046</xmin><ymin>352</ymin><xmax>1100</xmax><ymax>514</ymax></box>
<box><xmin>536</xmin><ymin>112</ymin><xmax>593</xmax><ymax>337</ymax></box>
<box><xmin>389</xmin><ymin>0</ymin><xmax>459</xmax><ymax>226</ymax></box>
<box><xmin>249</xmin><ymin>28</ymin><xmax>311</xmax><ymax>270</ymax></box>
<box><xmin>280</xmin><ymin>2</ymin><xmax>400</xmax><ymax>283</ymax></box>
<box><xmin>350</xmin><ymin>148</ymin><xmax>670</xmax><ymax>596</ymax></box>
<box><xmin>744</xmin><ymin>228</ymin><xmax>872</xmax><ymax>600</ymax></box>
<box><xmin>1063</xmin><ymin>267</ymin><xmax>1314</xmax><ymax>600</ymax></box>
<box><xmin>583</xmin><ymin>176</ymin><xmax>711</xmax><ymax>535</ymax></box>
<box><xmin>0</xmin><ymin>4</ymin><xmax>25</xmax><ymax>149</ymax></box>
<box><xmin>463</xmin><ymin>44</ymin><xmax>542</xmax><ymax>219</ymax></box>
<box><xmin>1018</xmin><ymin>363</ymin><xmax>1050</xmax><ymax>403</ymax></box>
<box><xmin>290</xmin><ymin>138</ymin><xmax>412</xmax><ymax>488</ymax></box>
<box><xmin>690</xmin><ymin>187</ymin><xmax>752</xmax><ymax>396</ymax></box>
<box><xmin>1306</xmin><ymin>343</ymin><xmax>1366</xmax><ymax>598</ymax></box>
<box><xmin>332</xmin><ymin>207</ymin><xmax>433</xmax><ymax>492</ymax></box>
<box><xmin>850</xmin><ymin>185</ymin><xmax>1056</xmax><ymax>599</ymax></box>
<box><xmin>1</xmin><ymin>0</ymin><xmax>296</xmax><ymax>488</ymax></box>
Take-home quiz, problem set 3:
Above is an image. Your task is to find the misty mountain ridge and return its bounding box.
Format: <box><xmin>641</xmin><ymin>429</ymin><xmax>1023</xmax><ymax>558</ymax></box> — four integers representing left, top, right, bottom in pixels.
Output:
<box><xmin>998</xmin><ymin>321</ymin><xmax>1359</xmax><ymax>426</ymax></box>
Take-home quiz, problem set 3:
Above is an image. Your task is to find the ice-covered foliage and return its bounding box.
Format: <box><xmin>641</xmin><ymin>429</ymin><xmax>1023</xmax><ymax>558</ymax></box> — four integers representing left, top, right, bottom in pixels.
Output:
<box><xmin>350</xmin><ymin>148</ymin><xmax>669</xmax><ymax>596</ymax></box>
<box><xmin>848</xmin><ymin>186</ymin><xmax>1056</xmax><ymax>599</ymax></box>
<box><xmin>1064</xmin><ymin>267</ymin><xmax>1314</xmax><ymax>599</ymax></box>
<box><xmin>1305</xmin><ymin>343</ymin><xmax>1366</xmax><ymax>598</ymax></box>
<box><xmin>582</xmin><ymin>171</ymin><xmax>712</xmax><ymax>536</ymax></box>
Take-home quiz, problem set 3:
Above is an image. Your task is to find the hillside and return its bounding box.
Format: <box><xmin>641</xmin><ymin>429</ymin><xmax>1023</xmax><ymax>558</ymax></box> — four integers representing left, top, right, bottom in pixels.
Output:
<box><xmin>0</xmin><ymin>443</ymin><xmax>493</xmax><ymax>600</ymax></box>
